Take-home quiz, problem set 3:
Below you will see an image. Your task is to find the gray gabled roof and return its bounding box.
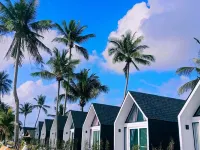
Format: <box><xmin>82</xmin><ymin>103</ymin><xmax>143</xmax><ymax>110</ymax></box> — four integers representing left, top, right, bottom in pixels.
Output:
<box><xmin>45</xmin><ymin>119</ymin><xmax>53</xmax><ymax>132</ymax></box>
<box><xmin>38</xmin><ymin>121</ymin><xmax>44</xmax><ymax>131</ymax></box>
<box><xmin>93</xmin><ymin>103</ymin><xmax>120</xmax><ymax>125</ymax></box>
<box><xmin>22</xmin><ymin>127</ymin><xmax>35</xmax><ymax>133</ymax></box>
<box><xmin>129</xmin><ymin>91</ymin><xmax>186</xmax><ymax>122</ymax></box>
<box><xmin>57</xmin><ymin>116</ymin><xmax>67</xmax><ymax>131</ymax></box>
<box><xmin>70</xmin><ymin>110</ymin><xmax>87</xmax><ymax>128</ymax></box>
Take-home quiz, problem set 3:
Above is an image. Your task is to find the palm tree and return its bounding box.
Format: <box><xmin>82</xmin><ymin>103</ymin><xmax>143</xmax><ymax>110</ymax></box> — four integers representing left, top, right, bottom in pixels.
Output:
<box><xmin>0</xmin><ymin>102</ymin><xmax>10</xmax><ymax>112</ymax></box>
<box><xmin>31</xmin><ymin>48</ymin><xmax>79</xmax><ymax>149</ymax></box>
<box><xmin>0</xmin><ymin>108</ymin><xmax>14</xmax><ymax>143</ymax></box>
<box><xmin>108</xmin><ymin>31</ymin><xmax>155</xmax><ymax>98</ymax></box>
<box><xmin>176</xmin><ymin>58</ymin><xmax>200</xmax><ymax>94</ymax></box>
<box><xmin>53</xmin><ymin>20</ymin><xmax>95</xmax><ymax>113</ymax></box>
<box><xmin>0</xmin><ymin>0</ymin><xmax>52</xmax><ymax>145</ymax></box>
<box><xmin>48</xmin><ymin>104</ymin><xmax>65</xmax><ymax>118</ymax></box>
<box><xmin>0</xmin><ymin>71</ymin><xmax>12</xmax><ymax>103</ymax></box>
<box><xmin>19</xmin><ymin>103</ymin><xmax>33</xmax><ymax>127</ymax></box>
<box><xmin>69</xmin><ymin>69</ymin><xmax>109</xmax><ymax>111</ymax></box>
<box><xmin>33</xmin><ymin>95</ymin><xmax>50</xmax><ymax>128</ymax></box>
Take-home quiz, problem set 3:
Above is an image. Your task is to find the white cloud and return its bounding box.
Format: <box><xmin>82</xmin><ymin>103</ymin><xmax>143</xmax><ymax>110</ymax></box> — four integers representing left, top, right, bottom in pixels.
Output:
<box><xmin>102</xmin><ymin>0</ymin><xmax>200</xmax><ymax>74</ymax></box>
<box><xmin>1</xmin><ymin>80</ymin><xmax>81</xmax><ymax>127</ymax></box>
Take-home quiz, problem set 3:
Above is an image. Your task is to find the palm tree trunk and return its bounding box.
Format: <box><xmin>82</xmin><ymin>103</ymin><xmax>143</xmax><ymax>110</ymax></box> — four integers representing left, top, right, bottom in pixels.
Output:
<box><xmin>24</xmin><ymin>115</ymin><xmax>26</xmax><ymax>127</ymax></box>
<box><xmin>13</xmin><ymin>46</ymin><xmax>20</xmax><ymax>148</ymax></box>
<box><xmin>63</xmin><ymin>90</ymin><xmax>67</xmax><ymax>116</ymax></box>
<box><xmin>124</xmin><ymin>63</ymin><xmax>130</xmax><ymax>99</ymax></box>
<box><xmin>64</xmin><ymin>46</ymin><xmax>72</xmax><ymax>115</ymax></box>
<box><xmin>35</xmin><ymin>108</ymin><xmax>41</xmax><ymax>128</ymax></box>
<box><xmin>81</xmin><ymin>106</ymin><xmax>84</xmax><ymax>112</ymax></box>
<box><xmin>0</xmin><ymin>93</ymin><xmax>1</xmax><ymax>104</ymax></box>
<box><xmin>56</xmin><ymin>80</ymin><xmax>61</xmax><ymax>150</ymax></box>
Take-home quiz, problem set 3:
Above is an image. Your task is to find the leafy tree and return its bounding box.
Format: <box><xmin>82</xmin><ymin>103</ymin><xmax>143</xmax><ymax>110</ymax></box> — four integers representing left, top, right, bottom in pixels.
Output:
<box><xmin>0</xmin><ymin>102</ymin><xmax>11</xmax><ymax>113</ymax></box>
<box><xmin>0</xmin><ymin>71</ymin><xmax>12</xmax><ymax>103</ymax></box>
<box><xmin>33</xmin><ymin>95</ymin><xmax>50</xmax><ymax>128</ymax></box>
<box><xmin>0</xmin><ymin>0</ymin><xmax>52</xmax><ymax>145</ymax></box>
<box><xmin>0</xmin><ymin>108</ymin><xmax>14</xmax><ymax>143</ymax></box>
<box><xmin>19</xmin><ymin>103</ymin><xmax>33</xmax><ymax>127</ymax></box>
<box><xmin>53</xmin><ymin>20</ymin><xmax>95</xmax><ymax>113</ymax></box>
<box><xmin>69</xmin><ymin>69</ymin><xmax>109</xmax><ymax>111</ymax></box>
<box><xmin>108</xmin><ymin>31</ymin><xmax>155</xmax><ymax>98</ymax></box>
<box><xmin>31</xmin><ymin>48</ymin><xmax>79</xmax><ymax>149</ymax></box>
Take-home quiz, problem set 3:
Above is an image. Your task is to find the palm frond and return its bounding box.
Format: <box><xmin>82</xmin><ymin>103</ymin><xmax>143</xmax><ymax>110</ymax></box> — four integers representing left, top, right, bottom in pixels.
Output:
<box><xmin>31</xmin><ymin>70</ymin><xmax>55</xmax><ymax>80</ymax></box>
<box><xmin>30</xmin><ymin>20</ymin><xmax>53</xmax><ymax>33</ymax></box>
<box><xmin>176</xmin><ymin>67</ymin><xmax>196</xmax><ymax>76</ymax></box>
<box><xmin>75</xmin><ymin>45</ymin><xmax>89</xmax><ymax>60</ymax></box>
<box><xmin>194</xmin><ymin>38</ymin><xmax>200</xmax><ymax>44</ymax></box>
<box><xmin>178</xmin><ymin>79</ymin><xmax>199</xmax><ymax>95</ymax></box>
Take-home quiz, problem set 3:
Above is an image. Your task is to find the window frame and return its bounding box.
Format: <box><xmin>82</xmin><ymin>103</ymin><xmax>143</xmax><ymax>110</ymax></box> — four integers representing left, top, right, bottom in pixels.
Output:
<box><xmin>89</xmin><ymin>126</ymin><xmax>100</xmax><ymax>148</ymax></box>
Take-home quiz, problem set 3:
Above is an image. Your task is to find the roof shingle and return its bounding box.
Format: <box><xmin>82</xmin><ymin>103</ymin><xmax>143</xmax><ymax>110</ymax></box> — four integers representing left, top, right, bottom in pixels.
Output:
<box><xmin>71</xmin><ymin>111</ymin><xmax>87</xmax><ymax>128</ymax></box>
<box><xmin>93</xmin><ymin>103</ymin><xmax>120</xmax><ymax>125</ymax></box>
<box><xmin>129</xmin><ymin>91</ymin><xmax>185</xmax><ymax>122</ymax></box>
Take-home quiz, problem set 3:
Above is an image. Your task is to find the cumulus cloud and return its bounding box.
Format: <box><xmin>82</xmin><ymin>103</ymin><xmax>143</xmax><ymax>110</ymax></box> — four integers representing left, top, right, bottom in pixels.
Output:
<box><xmin>2</xmin><ymin>80</ymin><xmax>80</xmax><ymax>127</ymax></box>
<box><xmin>102</xmin><ymin>0</ymin><xmax>200</xmax><ymax>74</ymax></box>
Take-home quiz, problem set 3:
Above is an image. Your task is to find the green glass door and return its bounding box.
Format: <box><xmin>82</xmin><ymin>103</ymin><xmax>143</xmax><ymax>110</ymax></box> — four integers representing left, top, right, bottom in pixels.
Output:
<box><xmin>139</xmin><ymin>128</ymin><xmax>147</xmax><ymax>150</ymax></box>
<box><xmin>93</xmin><ymin>130</ymin><xmax>100</xmax><ymax>147</ymax></box>
<box><xmin>130</xmin><ymin>129</ymin><xmax>138</xmax><ymax>150</ymax></box>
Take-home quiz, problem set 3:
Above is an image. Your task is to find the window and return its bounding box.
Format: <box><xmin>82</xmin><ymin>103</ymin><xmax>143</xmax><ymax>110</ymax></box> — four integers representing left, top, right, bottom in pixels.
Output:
<box><xmin>91</xmin><ymin>115</ymin><xmax>100</xmax><ymax>126</ymax></box>
<box><xmin>194</xmin><ymin>106</ymin><xmax>200</xmax><ymax>117</ymax></box>
<box><xmin>129</xmin><ymin>128</ymin><xmax>147</xmax><ymax>150</ymax></box>
<box><xmin>70</xmin><ymin>129</ymin><xmax>74</xmax><ymax>140</ymax></box>
<box><xmin>193</xmin><ymin>122</ymin><xmax>200</xmax><ymax>150</ymax></box>
<box><xmin>126</xmin><ymin>103</ymin><xmax>146</xmax><ymax>123</ymax></box>
<box><xmin>90</xmin><ymin>129</ymin><xmax>100</xmax><ymax>148</ymax></box>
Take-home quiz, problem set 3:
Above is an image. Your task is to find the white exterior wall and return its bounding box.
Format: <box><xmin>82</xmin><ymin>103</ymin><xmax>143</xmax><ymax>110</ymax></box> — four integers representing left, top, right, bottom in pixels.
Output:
<box><xmin>178</xmin><ymin>81</ymin><xmax>200</xmax><ymax>150</ymax></box>
<box><xmin>63</xmin><ymin>112</ymin><xmax>73</xmax><ymax>142</ymax></box>
<box><xmin>114</xmin><ymin>93</ymin><xmax>148</xmax><ymax>150</ymax></box>
<box><xmin>81</xmin><ymin>105</ymin><xmax>101</xmax><ymax>150</ymax></box>
<box><xmin>49</xmin><ymin>119</ymin><xmax>57</xmax><ymax>148</ymax></box>
<box><xmin>40</xmin><ymin>122</ymin><xmax>47</xmax><ymax>141</ymax></box>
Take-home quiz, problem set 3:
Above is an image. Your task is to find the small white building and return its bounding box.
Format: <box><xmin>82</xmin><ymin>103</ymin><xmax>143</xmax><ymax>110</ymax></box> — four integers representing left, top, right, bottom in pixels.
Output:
<box><xmin>49</xmin><ymin>116</ymin><xmax>67</xmax><ymax>148</ymax></box>
<box><xmin>178</xmin><ymin>80</ymin><xmax>200</xmax><ymax>150</ymax></box>
<box><xmin>63</xmin><ymin>110</ymin><xmax>87</xmax><ymax>150</ymax></box>
<box><xmin>40</xmin><ymin>119</ymin><xmax>53</xmax><ymax>145</ymax></box>
<box><xmin>19</xmin><ymin>127</ymin><xmax>36</xmax><ymax>140</ymax></box>
<box><xmin>115</xmin><ymin>91</ymin><xmax>185</xmax><ymax>150</ymax></box>
<box><xmin>81</xmin><ymin>103</ymin><xmax>120</xmax><ymax>150</ymax></box>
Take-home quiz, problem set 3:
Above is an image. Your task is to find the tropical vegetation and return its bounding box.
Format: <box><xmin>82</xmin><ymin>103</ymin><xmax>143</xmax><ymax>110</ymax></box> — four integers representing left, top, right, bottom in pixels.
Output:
<box><xmin>176</xmin><ymin>38</ymin><xmax>200</xmax><ymax>94</ymax></box>
<box><xmin>108</xmin><ymin>31</ymin><xmax>155</xmax><ymax>98</ymax></box>
<box><xmin>33</xmin><ymin>95</ymin><xmax>50</xmax><ymax>128</ymax></box>
<box><xmin>19</xmin><ymin>103</ymin><xmax>33</xmax><ymax>127</ymax></box>
<box><xmin>0</xmin><ymin>0</ymin><xmax>53</xmax><ymax>146</ymax></box>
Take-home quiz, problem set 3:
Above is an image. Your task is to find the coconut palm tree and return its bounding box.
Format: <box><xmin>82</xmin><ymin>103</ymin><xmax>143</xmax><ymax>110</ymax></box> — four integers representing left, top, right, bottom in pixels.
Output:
<box><xmin>19</xmin><ymin>103</ymin><xmax>33</xmax><ymax>127</ymax></box>
<box><xmin>53</xmin><ymin>20</ymin><xmax>95</xmax><ymax>113</ymax></box>
<box><xmin>176</xmin><ymin>58</ymin><xmax>200</xmax><ymax>94</ymax></box>
<box><xmin>108</xmin><ymin>31</ymin><xmax>155</xmax><ymax>98</ymax></box>
<box><xmin>68</xmin><ymin>69</ymin><xmax>109</xmax><ymax>112</ymax></box>
<box><xmin>0</xmin><ymin>102</ymin><xmax>10</xmax><ymax>113</ymax></box>
<box><xmin>0</xmin><ymin>0</ymin><xmax>53</xmax><ymax>145</ymax></box>
<box><xmin>33</xmin><ymin>95</ymin><xmax>50</xmax><ymax>128</ymax></box>
<box><xmin>0</xmin><ymin>108</ymin><xmax>14</xmax><ymax>143</ymax></box>
<box><xmin>47</xmin><ymin>104</ymin><xmax>65</xmax><ymax>118</ymax></box>
<box><xmin>0</xmin><ymin>71</ymin><xmax>12</xmax><ymax>103</ymax></box>
<box><xmin>31</xmin><ymin>48</ymin><xmax>79</xmax><ymax>149</ymax></box>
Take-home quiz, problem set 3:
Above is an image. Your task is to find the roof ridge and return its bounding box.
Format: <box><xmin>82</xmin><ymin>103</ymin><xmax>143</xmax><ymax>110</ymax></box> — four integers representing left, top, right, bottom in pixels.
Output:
<box><xmin>129</xmin><ymin>91</ymin><xmax>184</xmax><ymax>101</ymax></box>
<box><xmin>92</xmin><ymin>103</ymin><xmax>120</xmax><ymax>108</ymax></box>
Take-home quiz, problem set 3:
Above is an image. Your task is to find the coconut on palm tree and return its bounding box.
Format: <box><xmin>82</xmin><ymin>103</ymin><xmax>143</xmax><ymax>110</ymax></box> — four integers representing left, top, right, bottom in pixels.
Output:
<box><xmin>0</xmin><ymin>71</ymin><xmax>12</xmax><ymax>103</ymax></box>
<box><xmin>19</xmin><ymin>103</ymin><xmax>33</xmax><ymax>127</ymax></box>
<box><xmin>53</xmin><ymin>20</ymin><xmax>95</xmax><ymax>113</ymax></box>
<box><xmin>31</xmin><ymin>48</ymin><xmax>79</xmax><ymax>149</ymax></box>
<box><xmin>108</xmin><ymin>31</ymin><xmax>155</xmax><ymax>98</ymax></box>
<box><xmin>0</xmin><ymin>0</ymin><xmax>53</xmax><ymax>145</ymax></box>
<box><xmin>33</xmin><ymin>95</ymin><xmax>50</xmax><ymax>128</ymax></box>
<box><xmin>68</xmin><ymin>69</ymin><xmax>109</xmax><ymax>111</ymax></box>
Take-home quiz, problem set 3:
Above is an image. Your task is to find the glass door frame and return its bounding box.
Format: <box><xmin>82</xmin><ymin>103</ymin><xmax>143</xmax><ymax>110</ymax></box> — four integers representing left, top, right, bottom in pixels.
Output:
<box><xmin>192</xmin><ymin>117</ymin><xmax>200</xmax><ymax>150</ymax></box>
<box><xmin>90</xmin><ymin>126</ymin><xmax>101</xmax><ymax>148</ymax></box>
<box><xmin>124</xmin><ymin>122</ymin><xmax>149</xmax><ymax>150</ymax></box>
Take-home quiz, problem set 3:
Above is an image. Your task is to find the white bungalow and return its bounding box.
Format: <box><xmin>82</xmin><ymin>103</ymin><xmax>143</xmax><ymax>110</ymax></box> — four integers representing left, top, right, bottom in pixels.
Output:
<box><xmin>49</xmin><ymin>116</ymin><xmax>67</xmax><ymax>148</ymax></box>
<box><xmin>40</xmin><ymin>119</ymin><xmax>53</xmax><ymax>145</ymax></box>
<box><xmin>63</xmin><ymin>110</ymin><xmax>87</xmax><ymax>150</ymax></box>
<box><xmin>115</xmin><ymin>91</ymin><xmax>185</xmax><ymax>150</ymax></box>
<box><xmin>81</xmin><ymin>103</ymin><xmax>120</xmax><ymax>150</ymax></box>
<box><xmin>178</xmin><ymin>80</ymin><xmax>200</xmax><ymax>150</ymax></box>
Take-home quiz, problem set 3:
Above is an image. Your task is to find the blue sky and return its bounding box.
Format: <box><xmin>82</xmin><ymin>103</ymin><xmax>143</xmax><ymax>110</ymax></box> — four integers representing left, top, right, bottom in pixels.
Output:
<box><xmin>1</xmin><ymin>0</ymin><xmax>200</xmax><ymax>126</ymax></box>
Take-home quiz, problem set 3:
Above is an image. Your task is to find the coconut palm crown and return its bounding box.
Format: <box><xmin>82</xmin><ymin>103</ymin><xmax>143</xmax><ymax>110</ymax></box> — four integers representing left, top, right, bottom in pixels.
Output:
<box><xmin>108</xmin><ymin>31</ymin><xmax>155</xmax><ymax>98</ymax></box>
